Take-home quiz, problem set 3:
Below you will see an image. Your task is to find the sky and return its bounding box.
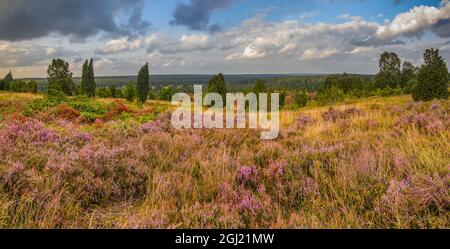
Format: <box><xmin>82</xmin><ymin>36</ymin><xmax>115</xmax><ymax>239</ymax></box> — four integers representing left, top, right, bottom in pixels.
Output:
<box><xmin>1</xmin><ymin>0</ymin><xmax>450</xmax><ymax>78</ymax></box>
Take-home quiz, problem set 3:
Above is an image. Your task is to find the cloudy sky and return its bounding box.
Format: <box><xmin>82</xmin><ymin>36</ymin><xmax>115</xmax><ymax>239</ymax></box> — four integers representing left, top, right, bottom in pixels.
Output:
<box><xmin>1</xmin><ymin>0</ymin><xmax>450</xmax><ymax>78</ymax></box>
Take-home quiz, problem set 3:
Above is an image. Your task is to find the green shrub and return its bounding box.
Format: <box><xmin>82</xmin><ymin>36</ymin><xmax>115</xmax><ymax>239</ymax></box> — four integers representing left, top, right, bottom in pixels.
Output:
<box><xmin>294</xmin><ymin>91</ymin><xmax>308</xmax><ymax>107</ymax></box>
<box><xmin>316</xmin><ymin>86</ymin><xmax>345</xmax><ymax>105</ymax></box>
<box><xmin>413</xmin><ymin>49</ymin><xmax>449</xmax><ymax>101</ymax></box>
<box><xmin>124</xmin><ymin>81</ymin><xmax>137</xmax><ymax>102</ymax></box>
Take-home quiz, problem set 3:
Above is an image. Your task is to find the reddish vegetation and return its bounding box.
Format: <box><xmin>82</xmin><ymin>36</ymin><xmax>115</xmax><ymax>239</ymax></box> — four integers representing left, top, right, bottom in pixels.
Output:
<box><xmin>102</xmin><ymin>100</ymin><xmax>136</xmax><ymax>122</ymax></box>
<box><xmin>57</xmin><ymin>104</ymin><xmax>81</xmax><ymax>121</ymax></box>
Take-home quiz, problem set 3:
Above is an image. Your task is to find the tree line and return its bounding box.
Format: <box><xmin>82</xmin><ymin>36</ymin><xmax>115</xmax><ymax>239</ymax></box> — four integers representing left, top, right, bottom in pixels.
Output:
<box><xmin>2</xmin><ymin>48</ymin><xmax>448</xmax><ymax>106</ymax></box>
<box><xmin>0</xmin><ymin>71</ymin><xmax>38</xmax><ymax>93</ymax></box>
<box><xmin>316</xmin><ymin>48</ymin><xmax>449</xmax><ymax>104</ymax></box>
<box><xmin>46</xmin><ymin>58</ymin><xmax>151</xmax><ymax>103</ymax></box>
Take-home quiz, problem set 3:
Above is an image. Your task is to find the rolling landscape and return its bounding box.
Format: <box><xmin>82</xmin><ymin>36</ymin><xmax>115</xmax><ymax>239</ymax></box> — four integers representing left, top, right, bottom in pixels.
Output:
<box><xmin>0</xmin><ymin>0</ymin><xmax>448</xmax><ymax>230</ymax></box>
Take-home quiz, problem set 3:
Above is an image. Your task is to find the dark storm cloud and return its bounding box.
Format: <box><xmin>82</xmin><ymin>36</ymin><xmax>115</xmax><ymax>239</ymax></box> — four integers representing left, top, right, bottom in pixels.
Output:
<box><xmin>0</xmin><ymin>0</ymin><xmax>150</xmax><ymax>42</ymax></box>
<box><xmin>432</xmin><ymin>19</ymin><xmax>450</xmax><ymax>38</ymax></box>
<box><xmin>170</xmin><ymin>0</ymin><xmax>236</xmax><ymax>32</ymax></box>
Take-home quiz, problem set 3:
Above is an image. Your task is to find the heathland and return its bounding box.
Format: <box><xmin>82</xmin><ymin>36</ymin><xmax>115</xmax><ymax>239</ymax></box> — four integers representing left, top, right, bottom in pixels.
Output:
<box><xmin>0</xmin><ymin>49</ymin><xmax>448</xmax><ymax>228</ymax></box>
<box><xmin>0</xmin><ymin>91</ymin><xmax>448</xmax><ymax>228</ymax></box>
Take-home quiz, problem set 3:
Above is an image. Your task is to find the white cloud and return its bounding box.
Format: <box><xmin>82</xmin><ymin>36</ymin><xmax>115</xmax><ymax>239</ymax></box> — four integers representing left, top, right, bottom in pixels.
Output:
<box><xmin>299</xmin><ymin>48</ymin><xmax>337</xmax><ymax>60</ymax></box>
<box><xmin>98</xmin><ymin>37</ymin><xmax>143</xmax><ymax>54</ymax></box>
<box><xmin>372</xmin><ymin>3</ymin><xmax>450</xmax><ymax>43</ymax></box>
<box><xmin>98</xmin><ymin>34</ymin><xmax>213</xmax><ymax>55</ymax></box>
<box><xmin>220</xmin><ymin>15</ymin><xmax>378</xmax><ymax>61</ymax></box>
<box><xmin>0</xmin><ymin>41</ymin><xmax>68</xmax><ymax>67</ymax></box>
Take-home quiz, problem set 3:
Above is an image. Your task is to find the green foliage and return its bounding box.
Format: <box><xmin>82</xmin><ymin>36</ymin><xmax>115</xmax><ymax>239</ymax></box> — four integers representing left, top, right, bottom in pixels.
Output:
<box><xmin>374</xmin><ymin>85</ymin><xmax>403</xmax><ymax>97</ymax></box>
<box><xmin>413</xmin><ymin>48</ymin><xmax>449</xmax><ymax>101</ymax></box>
<box><xmin>159</xmin><ymin>86</ymin><xmax>175</xmax><ymax>101</ymax></box>
<box><xmin>80</xmin><ymin>59</ymin><xmax>96</xmax><ymax>97</ymax></box>
<box><xmin>207</xmin><ymin>73</ymin><xmax>227</xmax><ymax>102</ymax></box>
<box><xmin>30</xmin><ymin>80</ymin><xmax>38</xmax><ymax>93</ymax></box>
<box><xmin>22</xmin><ymin>95</ymin><xmax>67</xmax><ymax>116</ymax></box>
<box><xmin>22</xmin><ymin>95</ymin><xmax>111</xmax><ymax>121</ymax></box>
<box><xmin>81</xmin><ymin>60</ymin><xmax>89</xmax><ymax>95</ymax></box>
<box><xmin>316</xmin><ymin>86</ymin><xmax>345</xmax><ymax>105</ymax></box>
<box><xmin>405</xmin><ymin>78</ymin><xmax>418</xmax><ymax>94</ymax></box>
<box><xmin>400</xmin><ymin>61</ymin><xmax>417</xmax><ymax>89</ymax></box>
<box><xmin>108</xmin><ymin>85</ymin><xmax>117</xmax><ymax>98</ymax></box>
<box><xmin>253</xmin><ymin>79</ymin><xmax>267</xmax><ymax>94</ymax></box>
<box><xmin>69</xmin><ymin>96</ymin><xmax>110</xmax><ymax>121</ymax></box>
<box><xmin>124</xmin><ymin>81</ymin><xmax>137</xmax><ymax>102</ymax></box>
<box><xmin>7</xmin><ymin>80</ymin><xmax>38</xmax><ymax>93</ymax></box>
<box><xmin>3</xmin><ymin>71</ymin><xmax>13</xmax><ymax>91</ymax></box>
<box><xmin>88</xmin><ymin>59</ymin><xmax>96</xmax><ymax>97</ymax></box>
<box><xmin>375</xmin><ymin>52</ymin><xmax>401</xmax><ymax>89</ymax></box>
<box><xmin>294</xmin><ymin>90</ymin><xmax>308</xmax><ymax>107</ymax></box>
<box><xmin>278</xmin><ymin>91</ymin><xmax>286</xmax><ymax>107</ymax></box>
<box><xmin>115</xmin><ymin>88</ymin><xmax>124</xmax><ymax>98</ymax></box>
<box><xmin>97</xmin><ymin>87</ymin><xmax>112</xmax><ymax>98</ymax></box>
<box><xmin>323</xmin><ymin>73</ymin><xmax>374</xmax><ymax>93</ymax></box>
<box><xmin>47</xmin><ymin>58</ymin><xmax>75</xmax><ymax>96</ymax></box>
<box><xmin>136</xmin><ymin>63</ymin><xmax>150</xmax><ymax>103</ymax></box>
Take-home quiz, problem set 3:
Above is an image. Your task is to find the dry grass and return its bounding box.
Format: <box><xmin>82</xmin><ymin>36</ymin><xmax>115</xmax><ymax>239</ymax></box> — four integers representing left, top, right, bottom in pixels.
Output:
<box><xmin>0</xmin><ymin>92</ymin><xmax>448</xmax><ymax>228</ymax></box>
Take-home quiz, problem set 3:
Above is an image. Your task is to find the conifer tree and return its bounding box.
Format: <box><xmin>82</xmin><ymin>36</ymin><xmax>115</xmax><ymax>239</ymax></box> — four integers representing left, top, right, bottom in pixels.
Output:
<box><xmin>81</xmin><ymin>60</ymin><xmax>89</xmax><ymax>95</ymax></box>
<box><xmin>88</xmin><ymin>58</ymin><xmax>96</xmax><ymax>97</ymax></box>
<box><xmin>207</xmin><ymin>73</ymin><xmax>227</xmax><ymax>103</ymax></box>
<box><xmin>3</xmin><ymin>71</ymin><xmax>13</xmax><ymax>91</ymax></box>
<box><xmin>136</xmin><ymin>63</ymin><xmax>150</xmax><ymax>103</ymax></box>
<box><xmin>413</xmin><ymin>49</ymin><xmax>449</xmax><ymax>101</ymax></box>
<box><xmin>47</xmin><ymin>58</ymin><xmax>75</xmax><ymax>96</ymax></box>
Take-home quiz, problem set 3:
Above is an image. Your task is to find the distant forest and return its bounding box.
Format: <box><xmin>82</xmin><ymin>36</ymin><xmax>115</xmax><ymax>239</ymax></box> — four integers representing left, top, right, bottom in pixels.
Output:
<box><xmin>21</xmin><ymin>73</ymin><xmax>373</xmax><ymax>92</ymax></box>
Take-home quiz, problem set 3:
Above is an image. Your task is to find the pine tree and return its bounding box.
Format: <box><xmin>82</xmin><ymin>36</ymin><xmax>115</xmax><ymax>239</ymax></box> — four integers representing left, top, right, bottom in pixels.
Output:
<box><xmin>88</xmin><ymin>58</ymin><xmax>96</xmax><ymax>97</ymax></box>
<box><xmin>4</xmin><ymin>71</ymin><xmax>13</xmax><ymax>91</ymax></box>
<box><xmin>47</xmin><ymin>58</ymin><xmax>75</xmax><ymax>96</ymax></box>
<box><xmin>413</xmin><ymin>49</ymin><xmax>449</xmax><ymax>101</ymax></box>
<box><xmin>30</xmin><ymin>80</ymin><xmax>38</xmax><ymax>93</ymax></box>
<box><xmin>253</xmin><ymin>79</ymin><xmax>267</xmax><ymax>94</ymax></box>
<box><xmin>207</xmin><ymin>73</ymin><xmax>227</xmax><ymax>102</ymax></box>
<box><xmin>81</xmin><ymin>60</ymin><xmax>89</xmax><ymax>95</ymax></box>
<box><xmin>136</xmin><ymin>63</ymin><xmax>150</xmax><ymax>103</ymax></box>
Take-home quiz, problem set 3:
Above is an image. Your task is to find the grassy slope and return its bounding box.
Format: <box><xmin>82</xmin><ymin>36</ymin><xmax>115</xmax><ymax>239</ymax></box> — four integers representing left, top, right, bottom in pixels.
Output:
<box><xmin>0</xmin><ymin>92</ymin><xmax>448</xmax><ymax>228</ymax></box>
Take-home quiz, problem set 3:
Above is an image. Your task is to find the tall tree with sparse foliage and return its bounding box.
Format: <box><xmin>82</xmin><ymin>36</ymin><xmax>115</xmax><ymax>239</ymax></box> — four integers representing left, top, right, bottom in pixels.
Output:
<box><xmin>47</xmin><ymin>58</ymin><xmax>75</xmax><ymax>96</ymax></box>
<box><xmin>136</xmin><ymin>63</ymin><xmax>150</xmax><ymax>103</ymax></box>
<box><xmin>400</xmin><ymin>61</ymin><xmax>417</xmax><ymax>89</ymax></box>
<box><xmin>375</xmin><ymin>52</ymin><xmax>402</xmax><ymax>89</ymax></box>
<box><xmin>413</xmin><ymin>49</ymin><xmax>449</xmax><ymax>101</ymax></box>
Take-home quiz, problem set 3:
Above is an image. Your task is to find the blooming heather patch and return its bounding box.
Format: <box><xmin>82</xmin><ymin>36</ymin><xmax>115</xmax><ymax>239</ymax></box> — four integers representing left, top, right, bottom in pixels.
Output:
<box><xmin>0</xmin><ymin>118</ymin><xmax>148</xmax><ymax>227</ymax></box>
<box><xmin>236</xmin><ymin>166</ymin><xmax>260</xmax><ymax>190</ymax></box>
<box><xmin>322</xmin><ymin>107</ymin><xmax>364</xmax><ymax>122</ymax></box>
<box><xmin>394</xmin><ymin>101</ymin><xmax>449</xmax><ymax>134</ymax></box>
